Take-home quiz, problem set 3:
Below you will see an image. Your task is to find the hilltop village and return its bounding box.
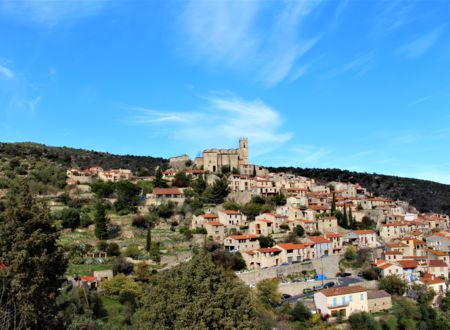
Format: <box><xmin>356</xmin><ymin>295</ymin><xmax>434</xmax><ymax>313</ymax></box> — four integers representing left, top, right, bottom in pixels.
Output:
<box><xmin>55</xmin><ymin>138</ymin><xmax>450</xmax><ymax>324</ymax></box>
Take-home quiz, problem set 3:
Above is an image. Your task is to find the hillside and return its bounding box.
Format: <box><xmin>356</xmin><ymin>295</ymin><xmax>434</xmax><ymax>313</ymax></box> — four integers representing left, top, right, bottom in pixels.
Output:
<box><xmin>0</xmin><ymin>142</ymin><xmax>168</xmax><ymax>176</ymax></box>
<box><xmin>269</xmin><ymin>167</ymin><xmax>450</xmax><ymax>215</ymax></box>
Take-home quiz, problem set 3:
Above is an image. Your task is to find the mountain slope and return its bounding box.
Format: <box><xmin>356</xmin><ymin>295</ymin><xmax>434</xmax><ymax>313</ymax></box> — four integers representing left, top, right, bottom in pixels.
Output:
<box><xmin>0</xmin><ymin>142</ymin><xmax>168</xmax><ymax>175</ymax></box>
<box><xmin>269</xmin><ymin>167</ymin><xmax>450</xmax><ymax>215</ymax></box>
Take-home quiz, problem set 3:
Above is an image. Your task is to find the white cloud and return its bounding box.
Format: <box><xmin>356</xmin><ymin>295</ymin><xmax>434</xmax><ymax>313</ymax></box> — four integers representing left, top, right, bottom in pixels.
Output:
<box><xmin>179</xmin><ymin>0</ymin><xmax>324</xmax><ymax>86</ymax></box>
<box><xmin>0</xmin><ymin>62</ymin><xmax>14</xmax><ymax>79</ymax></box>
<box><xmin>0</xmin><ymin>0</ymin><xmax>109</xmax><ymax>26</ymax></box>
<box><xmin>326</xmin><ymin>52</ymin><xmax>375</xmax><ymax>78</ymax></box>
<box><xmin>395</xmin><ymin>26</ymin><xmax>444</xmax><ymax>58</ymax></box>
<box><xmin>291</xmin><ymin>145</ymin><xmax>331</xmax><ymax>165</ymax></box>
<box><xmin>129</xmin><ymin>93</ymin><xmax>292</xmax><ymax>159</ymax></box>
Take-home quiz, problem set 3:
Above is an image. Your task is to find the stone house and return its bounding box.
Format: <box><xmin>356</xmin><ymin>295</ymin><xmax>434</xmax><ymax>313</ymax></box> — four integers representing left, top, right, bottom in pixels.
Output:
<box><xmin>367</xmin><ymin>290</ymin><xmax>392</xmax><ymax>313</ymax></box>
<box><xmin>204</xmin><ymin>221</ymin><xmax>226</xmax><ymax>242</ymax></box>
<box><xmin>224</xmin><ymin>234</ymin><xmax>260</xmax><ymax>252</ymax></box>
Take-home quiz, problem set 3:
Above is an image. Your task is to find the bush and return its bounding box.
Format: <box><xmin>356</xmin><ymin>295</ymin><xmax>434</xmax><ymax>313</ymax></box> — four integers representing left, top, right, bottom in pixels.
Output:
<box><xmin>79</xmin><ymin>213</ymin><xmax>93</xmax><ymax>228</ymax></box>
<box><xmin>362</xmin><ymin>268</ymin><xmax>380</xmax><ymax>281</ymax></box>
<box><xmin>179</xmin><ymin>226</ymin><xmax>193</xmax><ymax>241</ymax></box>
<box><xmin>124</xmin><ymin>244</ymin><xmax>141</xmax><ymax>259</ymax></box>
<box><xmin>113</xmin><ymin>257</ymin><xmax>134</xmax><ymax>275</ymax></box>
<box><xmin>132</xmin><ymin>214</ymin><xmax>147</xmax><ymax>228</ymax></box>
<box><xmin>348</xmin><ymin>312</ymin><xmax>381</xmax><ymax>330</ymax></box>
<box><xmin>290</xmin><ymin>301</ymin><xmax>312</xmax><ymax>323</ymax></box>
<box><xmin>60</xmin><ymin>208</ymin><xmax>80</xmax><ymax>229</ymax></box>
<box><xmin>379</xmin><ymin>275</ymin><xmax>406</xmax><ymax>296</ymax></box>
<box><xmin>107</xmin><ymin>242</ymin><xmax>121</xmax><ymax>256</ymax></box>
<box><xmin>96</xmin><ymin>241</ymin><xmax>108</xmax><ymax>252</ymax></box>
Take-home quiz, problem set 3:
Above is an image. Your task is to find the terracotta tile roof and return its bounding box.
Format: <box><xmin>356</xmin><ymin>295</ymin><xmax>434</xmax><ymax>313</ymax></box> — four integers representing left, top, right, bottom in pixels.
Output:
<box><xmin>428</xmin><ymin>259</ymin><xmax>448</xmax><ymax>267</ymax></box>
<box><xmin>306</xmin><ymin>236</ymin><xmax>331</xmax><ymax>244</ymax></box>
<box><xmin>257</xmin><ymin>248</ymin><xmax>282</xmax><ymax>253</ymax></box>
<box><xmin>206</xmin><ymin>221</ymin><xmax>224</xmax><ymax>226</ymax></box>
<box><xmin>326</xmin><ymin>233</ymin><xmax>342</xmax><ymax>238</ymax></box>
<box><xmin>258</xmin><ymin>219</ymin><xmax>273</xmax><ymax>223</ymax></box>
<box><xmin>352</xmin><ymin>229</ymin><xmax>375</xmax><ymax>235</ymax></box>
<box><xmin>243</xmin><ymin>250</ymin><xmax>256</xmax><ymax>255</ymax></box>
<box><xmin>153</xmin><ymin>188</ymin><xmax>182</xmax><ymax>195</ymax></box>
<box><xmin>378</xmin><ymin>263</ymin><xmax>395</xmax><ymax>270</ymax></box>
<box><xmin>202</xmin><ymin>213</ymin><xmax>218</xmax><ymax>219</ymax></box>
<box><xmin>397</xmin><ymin>260</ymin><xmax>419</xmax><ymax>269</ymax></box>
<box><xmin>421</xmin><ymin>276</ymin><xmax>446</xmax><ymax>285</ymax></box>
<box><xmin>276</xmin><ymin>243</ymin><xmax>305</xmax><ymax>250</ymax></box>
<box><xmin>318</xmin><ymin>285</ymin><xmax>366</xmax><ymax>297</ymax></box>
<box><xmin>220</xmin><ymin>210</ymin><xmax>241</xmax><ymax>215</ymax></box>
<box><xmin>227</xmin><ymin>234</ymin><xmax>258</xmax><ymax>240</ymax></box>
<box><xmin>81</xmin><ymin>276</ymin><xmax>97</xmax><ymax>282</ymax></box>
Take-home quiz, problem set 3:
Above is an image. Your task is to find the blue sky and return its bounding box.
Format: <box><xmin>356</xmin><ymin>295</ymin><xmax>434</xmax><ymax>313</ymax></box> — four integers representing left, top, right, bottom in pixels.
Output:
<box><xmin>1</xmin><ymin>1</ymin><xmax>450</xmax><ymax>183</ymax></box>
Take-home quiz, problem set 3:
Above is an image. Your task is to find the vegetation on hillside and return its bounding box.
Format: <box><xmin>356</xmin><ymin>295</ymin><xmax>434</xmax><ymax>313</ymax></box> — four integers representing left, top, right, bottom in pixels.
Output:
<box><xmin>0</xmin><ymin>142</ymin><xmax>168</xmax><ymax>176</ymax></box>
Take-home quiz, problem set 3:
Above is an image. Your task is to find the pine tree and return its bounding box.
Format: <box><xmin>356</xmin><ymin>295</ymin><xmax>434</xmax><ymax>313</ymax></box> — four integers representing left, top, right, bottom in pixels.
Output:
<box><xmin>0</xmin><ymin>180</ymin><xmax>67</xmax><ymax>329</ymax></box>
<box><xmin>153</xmin><ymin>168</ymin><xmax>167</xmax><ymax>188</ymax></box>
<box><xmin>145</xmin><ymin>227</ymin><xmax>152</xmax><ymax>252</ymax></box>
<box><xmin>94</xmin><ymin>202</ymin><xmax>109</xmax><ymax>240</ymax></box>
<box><xmin>331</xmin><ymin>192</ymin><xmax>336</xmax><ymax>215</ymax></box>
<box><xmin>342</xmin><ymin>206</ymin><xmax>349</xmax><ymax>229</ymax></box>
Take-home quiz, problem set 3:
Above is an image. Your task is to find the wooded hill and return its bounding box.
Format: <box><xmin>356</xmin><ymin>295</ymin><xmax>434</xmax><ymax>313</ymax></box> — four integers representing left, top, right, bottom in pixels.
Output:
<box><xmin>0</xmin><ymin>142</ymin><xmax>168</xmax><ymax>176</ymax></box>
<box><xmin>269</xmin><ymin>167</ymin><xmax>450</xmax><ymax>215</ymax></box>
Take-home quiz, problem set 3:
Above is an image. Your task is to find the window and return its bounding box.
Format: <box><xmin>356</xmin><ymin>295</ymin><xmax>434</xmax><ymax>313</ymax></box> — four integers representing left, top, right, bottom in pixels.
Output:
<box><xmin>332</xmin><ymin>298</ymin><xmax>337</xmax><ymax>307</ymax></box>
<box><xmin>360</xmin><ymin>293</ymin><xmax>364</xmax><ymax>301</ymax></box>
<box><xmin>349</xmin><ymin>295</ymin><xmax>353</xmax><ymax>302</ymax></box>
<box><xmin>341</xmin><ymin>296</ymin><xmax>346</xmax><ymax>305</ymax></box>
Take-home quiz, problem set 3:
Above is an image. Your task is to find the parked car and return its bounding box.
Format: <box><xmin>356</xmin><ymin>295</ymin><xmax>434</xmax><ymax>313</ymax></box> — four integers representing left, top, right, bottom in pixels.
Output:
<box><xmin>292</xmin><ymin>278</ymin><xmax>301</xmax><ymax>283</ymax></box>
<box><xmin>281</xmin><ymin>293</ymin><xmax>292</xmax><ymax>300</ymax></box>
<box><xmin>336</xmin><ymin>272</ymin><xmax>352</xmax><ymax>277</ymax></box>
<box><xmin>313</xmin><ymin>285</ymin><xmax>324</xmax><ymax>291</ymax></box>
<box><xmin>303</xmin><ymin>288</ymin><xmax>314</xmax><ymax>294</ymax></box>
<box><xmin>324</xmin><ymin>282</ymin><xmax>335</xmax><ymax>288</ymax></box>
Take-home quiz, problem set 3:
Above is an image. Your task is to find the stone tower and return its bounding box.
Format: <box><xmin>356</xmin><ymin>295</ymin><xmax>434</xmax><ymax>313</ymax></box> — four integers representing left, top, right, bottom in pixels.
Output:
<box><xmin>238</xmin><ymin>137</ymin><xmax>249</xmax><ymax>165</ymax></box>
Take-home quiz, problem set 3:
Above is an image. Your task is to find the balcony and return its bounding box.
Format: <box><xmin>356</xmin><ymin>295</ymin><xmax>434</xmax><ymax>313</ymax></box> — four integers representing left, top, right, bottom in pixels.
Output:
<box><xmin>328</xmin><ymin>301</ymin><xmax>350</xmax><ymax>309</ymax></box>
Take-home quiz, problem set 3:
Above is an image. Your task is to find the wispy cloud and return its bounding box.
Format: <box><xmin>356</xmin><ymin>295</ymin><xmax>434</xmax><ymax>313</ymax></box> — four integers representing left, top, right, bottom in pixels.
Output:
<box><xmin>129</xmin><ymin>92</ymin><xmax>292</xmax><ymax>158</ymax></box>
<box><xmin>326</xmin><ymin>52</ymin><xmax>375</xmax><ymax>78</ymax></box>
<box><xmin>0</xmin><ymin>61</ymin><xmax>14</xmax><ymax>79</ymax></box>
<box><xmin>179</xmin><ymin>0</ymin><xmax>324</xmax><ymax>86</ymax></box>
<box><xmin>395</xmin><ymin>26</ymin><xmax>444</xmax><ymax>58</ymax></box>
<box><xmin>0</xmin><ymin>0</ymin><xmax>110</xmax><ymax>26</ymax></box>
<box><xmin>291</xmin><ymin>144</ymin><xmax>331</xmax><ymax>165</ymax></box>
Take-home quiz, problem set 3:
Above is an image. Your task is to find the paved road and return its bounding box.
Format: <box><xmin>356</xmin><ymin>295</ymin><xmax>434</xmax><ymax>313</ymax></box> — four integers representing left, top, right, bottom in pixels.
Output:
<box><xmin>282</xmin><ymin>276</ymin><xmax>364</xmax><ymax>305</ymax></box>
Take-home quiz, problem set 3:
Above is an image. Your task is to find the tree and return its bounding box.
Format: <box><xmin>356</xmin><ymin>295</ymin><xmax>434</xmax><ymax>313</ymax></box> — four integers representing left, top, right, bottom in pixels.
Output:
<box><xmin>94</xmin><ymin>202</ymin><xmax>109</xmax><ymax>240</ymax></box>
<box><xmin>258</xmin><ymin>235</ymin><xmax>275</xmax><ymax>248</ymax></box>
<box><xmin>114</xmin><ymin>181</ymin><xmax>140</xmax><ymax>213</ymax></box>
<box><xmin>349</xmin><ymin>207</ymin><xmax>356</xmax><ymax>229</ymax></box>
<box><xmin>410</xmin><ymin>283</ymin><xmax>435</xmax><ymax>305</ymax></box>
<box><xmin>173</xmin><ymin>172</ymin><xmax>191</xmax><ymax>187</ymax></box>
<box><xmin>348</xmin><ymin>312</ymin><xmax>381</xmax><ymax>330</ymax></box>
<box><xmin>106</xmin><ymin>242</ymin><xmax>120</xmax><ymax>256</ymax></box>
<box><xmin>290</xmin><ymin>301</ymin><xmax>311</xmax><ymax>323</ymax></box>
<box><xmin>331</xmin><ymin>192</ymin><xmax>336</xmax><ymax>215</ymax></box>
<box><xmin>204</xmin><ymin>178</ymin><xmax>229</xmax><ymax>204</ymax></box>
<box><xmin>295</xmin><ymin>225</ymin><xmax>305</xmax><ymax>237</ymax></box>
<box><xmin>153</xmin><ymin>168</ymin><xmax>167</xmax><ymax>188</ymax></box>
<box><xmin>113</xmin><ymin>257</ymin><xmax>134</xmax><ymax>275</ymax></box>
<box><xmin>149</xmin><ymin>242</ymin><xmax>161</xmax><ymax>263</ymax></box>
<box><xmin>256</xmin><ymin>278</ymin><xmax>281</xmax><ymax>308</ymax></box>
<box><xmin>192</xmin><ymin>176</ymin><xmax>207</xmax><ymax>195</ymax></box>
<box><xmin>60</xmin><ymin>207</ymin><xmax>81</xmax><ymax>229</ymax></box>
<box><xmin>145</xmin><ymin>227</ymin><xmax>152</xmax><ymax>252</ymax></box>
<box><xmin>359</xmin><ymin>216</ymin><xmax>376</xmax><ymax>230</ymax></box>
<box><xmin>440</xmin><ymin>292</ymin><xmax>450</xmax><ymax>312</ymax></box>
<box><xmin>0</xmin><ymin>181</ymin><xmax>67</xmax><ymax>329</ymax></box>
<box><xmin>342</xmin><ymin>206</ymin><xmax>349</xmax><ymax>229</ymax></box>
<box><xmin>211</xmin><ymin>250</ymin><xmax>246</xmax><ymax>271</ymax></box>
<box><xmin>379</xmin><ymin>275</ymin><xmax>406</xmax><ymax>296</ymax></box>
<box><xmin>272</xmin><ymin>193</ymin><xmax>286</xmax><ymax>206</ymax></box>
<box><xmin>132</xmin><ymin>251</ymin><xmax>259</xmax><ymax>329</ymax></box>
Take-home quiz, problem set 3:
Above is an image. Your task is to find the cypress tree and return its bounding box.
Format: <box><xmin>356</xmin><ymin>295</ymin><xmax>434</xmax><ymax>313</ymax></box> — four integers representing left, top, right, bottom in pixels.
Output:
<box><xmin>342</xmin><ymin>205</ymin><xmax>349</xmax><ymax>229</ymax></box>
<box><xmin>94</xmin><ymin>202</ymin><xmax>109</xmax><ymax>240</ymax></box>
<box><xmin>349</xmin><ymin>207</ymin><xmax>355</xmax><ymax>229</ymax></box>
<box><xmin>331</xmin><ymin>192</ymin><xmax>336</xmax><ymax>215</ymax></box>
<box><xmin>145</xmin><ymin>227</ymin><xmax>152</xmax><ymax>252</ymax></box>
<box><xmin>0</xmin><ymin>180</ymin><xmax>67</xmax><ymax>329</ymax></box>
